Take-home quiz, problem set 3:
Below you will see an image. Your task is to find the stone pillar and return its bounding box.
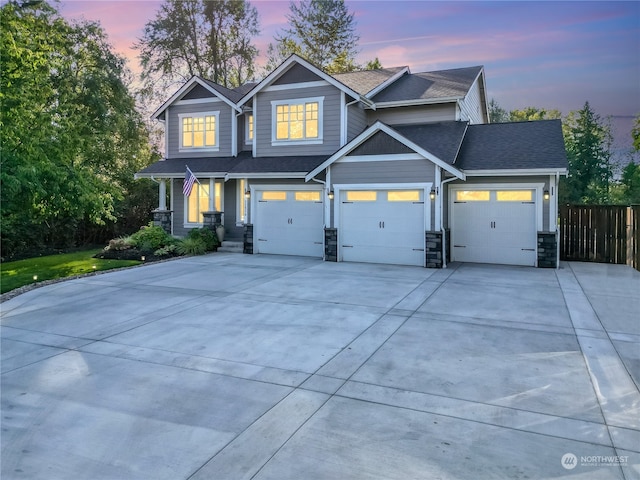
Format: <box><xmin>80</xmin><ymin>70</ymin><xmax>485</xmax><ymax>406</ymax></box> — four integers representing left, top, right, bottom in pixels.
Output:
<box><xmin>202</xmin><ymin>211</ymin><xmax>223</xmax><ymax>232</ymax></box>
<box><xmin>425</xmin><ymin>231</ymin><xmax>443</xmax><ymax>268</ymax></box>
<box><xmin>324</xmin><ymin>228</ymin><xmax>337</xmax><ymax>262</ymax></box>
<box><xmin>537</xmin><ymin>231</ymin><xmax>558</xmax><ymax>268</ymax></box>
<box><xmin>243</xmin><ymin>224</ymin><xmax>254</xmax><ymax>254</ymax></box>
<box><xmin>153</xmin><ymin>210</ymin><xmax>172</xmax><ymax>235</ymax></box>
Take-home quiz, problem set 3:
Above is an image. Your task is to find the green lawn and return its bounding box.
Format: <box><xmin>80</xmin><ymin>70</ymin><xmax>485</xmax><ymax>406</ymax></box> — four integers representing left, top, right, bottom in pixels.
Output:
<box><xmin>0</xmin><ymin>249</ymin><xmax>141</xmax><ymax>294</ymax></box>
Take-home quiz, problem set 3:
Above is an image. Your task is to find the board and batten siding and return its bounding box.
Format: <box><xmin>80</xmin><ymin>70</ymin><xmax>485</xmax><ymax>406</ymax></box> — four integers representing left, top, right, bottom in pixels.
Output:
<box><xmin>167</xmin><ymin>101</ymin><xmax>234</xmax><ymax>159</ymax></box>
<box><xmin>254</xmin><ymin>84</ymin><xmax>342</xmax><ymax>157</ymax></box>
<box><xmin>366</xmin><ymin>104</ymin><xmax>456</xmax><ymax>126</ymax></box>
<box><xmin>458</xmin><ymin>77</ymin><xmax>484</xmax><ymax>124</ymax></box>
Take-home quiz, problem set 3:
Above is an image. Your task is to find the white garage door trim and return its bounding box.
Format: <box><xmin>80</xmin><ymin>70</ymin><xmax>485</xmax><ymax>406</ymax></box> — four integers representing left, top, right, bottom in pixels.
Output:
<box><xmin>250</xmin><ymin>184</ymin><xmax>325</xmax><ymax>257</ymax></box>
<box><xmin>334</xmin><ymin>183</ymin><xmax>432</xmax><ymax>267</ymax></box>
<box><xmin>449</xmin><ymin>183</ymin><xmax>544</xmax><ymax>266</ymax></box>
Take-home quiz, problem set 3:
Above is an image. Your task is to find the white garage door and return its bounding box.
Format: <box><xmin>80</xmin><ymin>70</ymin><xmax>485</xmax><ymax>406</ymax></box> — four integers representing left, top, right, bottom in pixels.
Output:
<box><xmin>255</xmin><ymin>189</ymin><xmax>324</xmax><ymax>257</ymax></box>
<box><xmin>451</xmin><ymin>189</ymin><xmax>537</xmax><ymax>266</ymax></box>
<box><xmin>340</xmin><ymin>189</ymin><xmax>426</xmax><ymax>267</ymax></box>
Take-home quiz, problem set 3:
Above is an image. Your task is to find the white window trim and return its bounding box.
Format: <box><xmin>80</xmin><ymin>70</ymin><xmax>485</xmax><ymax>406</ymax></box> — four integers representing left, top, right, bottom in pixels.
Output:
<box><xmin>178</xmin><ymin>111</ymin><xmax>220</xmax><ymax>153</ymax></box>
<box><xmin>271</xmin><ymin>96</ymin><xmax>324</xmax><ymax>146</ymax></box>
<box><xmin>245</xmin><ymin>114</ymin><xmax>254</xmax><ymax>145</ymax></box>
<box><xmin>183</xmin><ymin>179</ymin><xmax>224</xmax><ymax>227</ymax></box>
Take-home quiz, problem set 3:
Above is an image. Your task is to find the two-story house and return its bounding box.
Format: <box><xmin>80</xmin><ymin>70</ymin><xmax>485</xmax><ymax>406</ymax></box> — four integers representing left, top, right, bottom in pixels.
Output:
<box><xmin>136</xmin><ymin>54</ymin><xmax>567</xmax><ymax>268</ymax></box>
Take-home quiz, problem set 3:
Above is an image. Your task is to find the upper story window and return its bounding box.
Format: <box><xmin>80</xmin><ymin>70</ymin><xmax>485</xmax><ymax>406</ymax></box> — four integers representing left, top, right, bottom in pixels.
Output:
<box><xmin>179</xmin><ymin>112</ymin><xmax>219</xmax><ymax>151</ymax></box>
<box><xmin>271</xmin><ymin>96</ymin><xmax>323</xmax><ymax>146</ymax></box>
<box><xmin>245</xmin><ymin>114</ymin><xmax>254</xmax><ymax>143</ymax></box>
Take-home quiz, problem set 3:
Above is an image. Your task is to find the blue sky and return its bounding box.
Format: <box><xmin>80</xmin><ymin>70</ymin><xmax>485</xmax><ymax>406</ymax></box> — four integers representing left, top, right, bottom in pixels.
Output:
<box><xmin>59</xmin><ymin>0</ymin><xmax>639</xmax><ymax>156</ymax></box>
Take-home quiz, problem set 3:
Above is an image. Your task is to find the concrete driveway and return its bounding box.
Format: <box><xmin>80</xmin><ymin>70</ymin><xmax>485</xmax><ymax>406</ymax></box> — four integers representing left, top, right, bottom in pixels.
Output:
<box><xmin>2</xmin><ymin>255</ymin><xmax>639</xmax><ymax>479</ymax></box>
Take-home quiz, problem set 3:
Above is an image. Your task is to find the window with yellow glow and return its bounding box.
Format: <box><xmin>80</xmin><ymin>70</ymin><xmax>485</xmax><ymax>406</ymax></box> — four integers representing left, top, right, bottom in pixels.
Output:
<box><xmin>388</xmin><ymin>191</ymin><xmax>420</xmax><ymax>202</ymax></box>
<box><xmin>346</xmin><ymin>191</ymin><xmax>377</xmax><ymax>201</ymax></box>
<box><xmin>274</xmin><ymin>100</ymin><xmax>320</xmax><ymax>141</ymax></box>
<box><xmin>261</xmin><ymin>191</ymin><xmax>287</xmax><ymax>201</ymax></box>
<box><xmin>246</xmin><ymin>114</ymin><xmax>253</xmax><ymax>141</ymax></box>
<box><xmin>181</xmin><ymin>113</ymin><xmax>218</xmax><ymax>149</ymax></box>
<box><xmin>496</xmin><ymin>190</ymin><xmax>533</xmax><ymax>201</ymax></box>
<box><xmin>295</xmin><ymin>191</ymin><xmax>321</xmax><ymax>201</ymax></box>
<box><xmin>187</xmin><ymin>181</ymin><xmax>221</xmax><ymax>223</ymax></box>
<box><xmin>456</xmin><ymin>190</ymin><xmax>490</xmax><ymax>201</ymax></box>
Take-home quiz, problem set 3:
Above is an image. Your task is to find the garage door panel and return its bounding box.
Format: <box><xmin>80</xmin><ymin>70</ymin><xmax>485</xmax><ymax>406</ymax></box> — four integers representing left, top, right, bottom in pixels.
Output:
<box><xmin>340</xmin><ymin>189</ymin><xmax>426</xmax><ymax>267</ymax></box>
<box><xmin>451</xmin><ymin>189</ymin><xmax>536</xmax><ymax>267</ymax></box>
<box><xmin>255</xmin><ymin>190</ymin><xmax>323</xmax><ymax>258</ymax></box>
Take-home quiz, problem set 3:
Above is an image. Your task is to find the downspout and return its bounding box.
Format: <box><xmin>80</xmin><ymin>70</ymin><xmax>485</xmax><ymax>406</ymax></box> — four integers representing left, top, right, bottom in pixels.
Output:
<box><xmin>556</xmin><ymin>171</ymin><xmax>561</xmax><ymax>269</ymax></box>
<box><xmin>310</xmin><ymin>175</ymin><xmax>329</xmax><ymax>261</ymax></box>
<box><xmin>440</xmin><ymin>176</ymin><xmax>458</xmax><ymax>269</ymax></box>
<box><xmin>343</xmin><ymin>98</ymin><xmax>360</xmax><ymax>146</ymax></box>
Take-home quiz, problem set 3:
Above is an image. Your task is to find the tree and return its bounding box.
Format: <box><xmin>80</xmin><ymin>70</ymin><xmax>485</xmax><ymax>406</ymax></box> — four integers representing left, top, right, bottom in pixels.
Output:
<box><xmin>266</xmin><ymin>0</ymin><xmax>360</xmax><ymax>74</ymax></box>
<box><xmin>1</xmin><ymin>1</ymin><xmax>155</xmax><ymax>257</ymax></box>
<box><xmin>633</xmin><ymin>115</ymin><xmax>640</xmax><ymax>152</ymax></box>
<box><xmin>137</xmin><ymin>0</ymin><xmax>259</xmax><ymax>90</ymax></box>
<box><xmin>509</xmin><ymin>107</ymin><xmax>562</xmax><ymax>122</ymax></box>
<box><xmin>488</xmin><ymin>99</ymin><xmax>508</xmax><ymax>123</ymax></box>
<box><xmin>365</xmin><ymin>57</ymin><xmax>383</xmax><ymax>70</ymax></box>
<box><xmin>560</xmin><ymin>102</ymin><xmax>614</xmax><ymax>204</ymax></box>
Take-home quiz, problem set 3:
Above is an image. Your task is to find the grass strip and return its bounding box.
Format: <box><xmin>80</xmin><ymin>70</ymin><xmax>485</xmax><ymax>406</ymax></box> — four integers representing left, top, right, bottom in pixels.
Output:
<box><xmin>0</xmin><ymin>249</ymin><xmax>141</xmax><ymax>294</ymax></box>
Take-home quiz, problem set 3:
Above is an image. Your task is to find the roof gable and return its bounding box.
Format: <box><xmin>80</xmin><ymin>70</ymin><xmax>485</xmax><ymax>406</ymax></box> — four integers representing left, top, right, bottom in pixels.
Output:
<box><xmin>347</xmin><ymin>130</ymin><xmax>414</xmax><ymax>156</ymax></box>
<box><xmin>273</xmin><ymin>62</ymin><xmax>324</xmax><ymax>85</ymax></box>
<box><xmin>306</xmin><ymin>121</ymin><xmax>465</xmax><ymax>181</ymax></box>
<box><xmin>333</xmin><ymin>66</ymin><xmax>409</xmax><ymax>96</ymax></box>
<box><xmin>237</xmin><ymin>54</ymin><xmax>373</xmax><ymax>108</ymax></box>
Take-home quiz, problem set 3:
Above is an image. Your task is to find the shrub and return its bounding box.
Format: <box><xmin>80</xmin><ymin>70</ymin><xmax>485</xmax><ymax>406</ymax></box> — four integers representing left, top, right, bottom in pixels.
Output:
<box><xmin>177</xmin><ymin>237</ymin><xmax>207</xmax><ymax>256</ymax></box>
<box><xmin>186</xmin><ymin>227</ymin><xmax>219</xmax><ymax>251</ymax></box>
<box><xmin>154</xmin><ymin>244</ymin><xmax>179</xmax><ymax>257</ymax></box>
<box><xmin>129</xmin><ymin>223</ymin><xmax>175</xmax><ymax>252</ymax></box>
<box><xmin>107</xmin><ymin>236</ymin><xmax>133</xmax><ymax>251</ymax></box>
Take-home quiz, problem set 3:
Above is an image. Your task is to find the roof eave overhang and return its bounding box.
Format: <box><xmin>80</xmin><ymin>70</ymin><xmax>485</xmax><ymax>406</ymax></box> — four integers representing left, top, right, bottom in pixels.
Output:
<box><xmin>237</xmin><ymin>54</ymin><xmax>369</xmax><ymax>109</ymax></box>
<box><xmin>462</xmin><ymin>168</ymin><xmax>568</xmax><ymax>176</ymax></box>
<box><xmin>369</xmin><ymin>97</ymin><xmax>462</xmax><ymax>109</ymax></box>
<box><xmin>151</xmin><ymin>76</ymin><xmax>241</xmax><ymax>120</ymax></box>
<box><xmin>306</xmin><ymin>121</ymin><xmax>465</xmax><ymax>181</ymax></box>
<box><xmin>226</xmin><ymin>172</ymin><xmax>308</xmax><ymax>180</ymax></box>
<box><xmin>135</xmin><ymin>171</ymin><xmax>229</xmax><ymax>179</ymax></box>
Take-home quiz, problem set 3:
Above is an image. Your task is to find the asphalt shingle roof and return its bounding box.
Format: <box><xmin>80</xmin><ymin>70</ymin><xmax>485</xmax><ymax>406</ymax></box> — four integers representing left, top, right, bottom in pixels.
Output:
<box><xmin>136</xmin><ymin>151</ymin><xmax>329</xmax><ymax>177</ymax></box>
<box><xmin>333</xmin><ymin>67</ymin><xmax>407</xmax><ymax>96</ymax></box>
<box><xmin>393</xmin><ymin>122</ymin><xmax>468</xmax><ymax>165</ymax></box>
<box><xmin>456</xmin><ymin>120</ymin><xmax>568</xmax><ymax>171</ymax></box>
<box><xmin>372</xmin><ymin>66</ymin><xmax>483</xmax><ymax>103</ymax></box>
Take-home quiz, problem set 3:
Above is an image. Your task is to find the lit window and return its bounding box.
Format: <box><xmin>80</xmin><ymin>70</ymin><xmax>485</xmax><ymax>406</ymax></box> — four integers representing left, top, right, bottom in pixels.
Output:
<box><xmin>246</xmin><ymin>114</ymin><xmax>253</xmax><ymax>142</ymax></box>
<box><xmin>261</xmin><ymin>191</ymin><xmax>287</xmax><ymax>201</ymax></box>
<box><xmin>186</xmin><ymin>181</ymin><xmax>221</xmax><ymax>223</ymax></box>
<box><xmin>295</xmin><ymin>191</ymin><xmax>321</xmax><ymax>201</ymax></box>
<box><xmin>388</xmin><ymin>191</ymin><xmax>420</xmax><ymax>202</ymax></box>
<box><xmin>272</xmin><ymin>97</ymin><xmax>323</xmax><ymax>143</ymax></box>
<box><xmin>456</xmin><ymin>190</ymin><xmax>490</xmax><ymax>201</ymax></box>
<box><xmin>180</xmin><ymin>112</ymin><xmax>218</xmax><ymax>150</ymax></box>
<box><xmin>238</xmin><ymin>179</ymin><xmax>247</xmax><ymax>223</ymax></box>
<box><xmin>496</xmin><ymin>190</ymin><xmax>533</xmax><ymax>201</ymax></box>
<box><xmin>346</xmin><ymin>191</ymin><xmax>377</xmax><ymax>201</ymax></box>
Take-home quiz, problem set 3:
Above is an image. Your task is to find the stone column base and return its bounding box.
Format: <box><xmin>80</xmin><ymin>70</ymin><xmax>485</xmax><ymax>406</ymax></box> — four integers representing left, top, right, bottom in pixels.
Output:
<box><xmin>153</xmin><ymin>210</ymin><xmax>172</xmax><ymax>235</ymax></box>
<box><xmin>324</xmin><ymin>228</ymin><xmax>337</xmax><ymax>262</ymax></box>
<box><xmin>537</xmin><ymin>231</ymin><xmax>558</xmax><ymax>268</ymax></box>
<box><xmin>426</xmin><ymin>231</ymin><xmax>444</xmax><ymax>268</ymax></box>
<box><xmin>243</xmin><ymin>224</ymin><xmax>254</xmax><ymax>254</ymax></box>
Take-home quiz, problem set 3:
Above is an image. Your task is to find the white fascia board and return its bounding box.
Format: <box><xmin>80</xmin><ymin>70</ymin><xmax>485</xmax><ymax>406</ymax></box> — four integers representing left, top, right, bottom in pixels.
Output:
<box><xmin>236</xmin><ymin>54</ymin><xmax>371</xmax><ymax>109</ymax></box>
<box><xmin>463</xmin><ymin>168</ymin><xmax>568</xmax><ymax>176</ymax></box>
<box><xmin>226</xmin><ymin>172</ymin><xmax>308</xmax><ymax>180</ymax></box>
<box><xmin>371</xmin><ymin>97</ymin><xmax>462</xmax><ymax>109</ymax></box>
<box><xmin>305</xmin><ymin>121</ymin><xmax>465</xmax><ymax>181</ymax></box>
<box><xmin>365</xmin><ymin>66</ymin><xmax>410</xmax><ymax>99</ymax></box>
<box><xmin>151</xmin><ymin>76</ymin><xmax>240</xmax><ymax>120</ymax></box>
<box><xmin>135</xmin><ymin>171</ymin><xmax>229</xmax><ymax>179</ymax></box>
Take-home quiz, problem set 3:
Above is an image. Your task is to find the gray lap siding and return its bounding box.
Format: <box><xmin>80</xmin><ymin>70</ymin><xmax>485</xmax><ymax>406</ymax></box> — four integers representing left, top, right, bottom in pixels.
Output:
<box><xmin>167</xmin><ymin>101</ymin><xmax>234</xmax><ymax>158</ymax></box>
<box><xmin>254</xmin><ymin>85</ymin><xmax>342</xmax><ymax>157</ymax></box>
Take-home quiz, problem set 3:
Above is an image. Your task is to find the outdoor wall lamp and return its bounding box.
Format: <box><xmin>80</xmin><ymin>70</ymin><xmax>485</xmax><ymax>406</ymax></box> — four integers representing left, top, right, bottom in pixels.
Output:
<box><xmin>544</xmin><ymin>190</ymin><xmax>550</xmax><ymax>200</ymax></box>
<box><xmin>244</xmin><ymin>190</ymin><xmax>251</xmax><ymax>199</ymax></box>
<box><xmin>429</xmin><ymin>188</ymin><xmax>436</xmax><ymax>200</ymax></box>
<box><xmin>328</xmin><ymin>190</ymin><xmax>334</xmax><ymax>200</ymax></box>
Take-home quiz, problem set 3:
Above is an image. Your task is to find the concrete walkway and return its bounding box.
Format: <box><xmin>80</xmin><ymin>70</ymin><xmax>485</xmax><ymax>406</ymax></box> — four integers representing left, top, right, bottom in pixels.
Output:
<box><xmin>1</xmin><ymin>255</ymin><xmax>638</xmax><ymax>479</ymax></box>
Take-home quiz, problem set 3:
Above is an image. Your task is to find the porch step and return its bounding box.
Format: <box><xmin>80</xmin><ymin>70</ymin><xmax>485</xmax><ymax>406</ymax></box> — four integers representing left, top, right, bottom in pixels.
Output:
<box><xmin>217</xmin><ymin>240</ymin><xmax>244</xmax><ymax>253</ymax></box>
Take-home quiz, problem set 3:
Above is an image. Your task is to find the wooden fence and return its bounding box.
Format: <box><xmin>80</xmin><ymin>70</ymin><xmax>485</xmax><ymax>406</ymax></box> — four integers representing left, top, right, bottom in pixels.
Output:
<box><xmin>560</xmin><ymin>204</ymin><xmax>639</xmax><ymax>270</ymax></box>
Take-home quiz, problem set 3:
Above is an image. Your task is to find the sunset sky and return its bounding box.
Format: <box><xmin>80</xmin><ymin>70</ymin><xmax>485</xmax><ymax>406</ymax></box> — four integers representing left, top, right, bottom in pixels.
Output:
<box><xmin>58</xmin><ymin>0</ymin><xmax>639</xmax><ymax>153</ymax></box>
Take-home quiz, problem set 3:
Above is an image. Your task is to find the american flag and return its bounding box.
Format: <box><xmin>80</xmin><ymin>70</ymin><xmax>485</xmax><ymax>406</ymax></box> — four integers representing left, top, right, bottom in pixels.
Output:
<box><xmin>183</xmin><ymin>166</ymin><xmax>198</xmax><ymax>196</ymax></box>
